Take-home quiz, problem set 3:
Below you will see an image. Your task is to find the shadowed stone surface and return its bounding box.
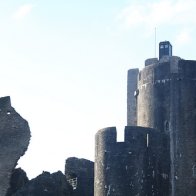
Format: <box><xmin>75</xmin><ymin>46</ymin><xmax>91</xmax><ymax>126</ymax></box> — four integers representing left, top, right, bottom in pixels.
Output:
<box><xmin>95</xmin><ymin>126</ymin><xmax>170</xmax><ymax>196</ymax></box>
<box><xmin>6</xmin><ymin>168</ymin><xmax>29</xmax><ymax>196</ymax></box>
<box><xmin>65</xmin><ymin>157</ymin><xmax>94</xmax><ymax>196</ymax></box>
<box><xmin>136</xmin><ymin>58</ymin><xmax>196</xmax><ymax>195</ymax></box>
<box><xmin>12</xmin><ymin>171</ymin><xmax>73</xmax><ymax>196</ymax></box>
<box><xmin>127</xmin><ymin>68</ymin><xmax>139</xmax><ymax>126</ymax></box>
<box><xmin>0</xmin><ymin>96</ymin><xmax>30</xmax><ymax>196</ymax></box>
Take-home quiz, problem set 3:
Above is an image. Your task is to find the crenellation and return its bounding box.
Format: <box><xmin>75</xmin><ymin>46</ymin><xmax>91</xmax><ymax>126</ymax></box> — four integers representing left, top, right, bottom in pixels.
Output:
<box><xmin>95</xmin><ymin>126</ymin><xmax>170</xmax><ymax>196</ymax></box>
<box><xmin>145</xmin><ymin>58</ymin><xmax>158</xmax><ymax>67</ymax></box>
<box><xmin>95</xmin><ymin>127</ymin><xmax>116</xmax><ymax>146</ymax></box>
<box><xmin>0</xmin><ymin>96</ymin><xmax>12</xmax><ymax>111</ymax></box>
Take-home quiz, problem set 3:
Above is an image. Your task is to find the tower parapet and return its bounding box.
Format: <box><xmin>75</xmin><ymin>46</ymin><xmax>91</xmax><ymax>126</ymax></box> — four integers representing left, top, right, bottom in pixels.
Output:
<box><xmin>145</xmin><ymin>58</ymin><xmax>158</xmax><ymax>67</ymax></box>
<box><xmin>95</xmin><ymin>126</ymin><xmax>170</xmax><ymax>196</ymax></box>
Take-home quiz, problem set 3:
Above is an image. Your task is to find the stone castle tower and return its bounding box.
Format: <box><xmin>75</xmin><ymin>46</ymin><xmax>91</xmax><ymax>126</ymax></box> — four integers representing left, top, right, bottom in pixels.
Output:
<box><xmin>95</xmin><ymin>41</ymin><xmax>196</xmax><ymax>196</ymax></box>
<box><xmin>94</xmin><ymin>126</ymin><xmax>170</xmax><ymax>196</ymax></box>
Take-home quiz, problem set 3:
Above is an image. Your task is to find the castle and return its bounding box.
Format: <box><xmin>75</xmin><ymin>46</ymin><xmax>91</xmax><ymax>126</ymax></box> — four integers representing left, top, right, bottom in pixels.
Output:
<box><xmin>94</xmin><ymin>41</ymin><xmax>196</xmax><ymax>196</ymax></box>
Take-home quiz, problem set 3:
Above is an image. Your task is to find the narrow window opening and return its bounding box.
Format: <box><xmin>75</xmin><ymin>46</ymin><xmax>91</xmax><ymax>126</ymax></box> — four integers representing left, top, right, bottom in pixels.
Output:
<box><xmin>192</xmin><ymin>165</ymin><xmax>196</xmax><ymax>178</ymax></box>
<box><xmin>146</xmin><ymin>133</ymin><xmax>149</xmax><ymax>147</ymax></box>
<box><xmin>164</xmin><ymin>121</ymin><xmax>170</xmax><ymax>132</ymax></box>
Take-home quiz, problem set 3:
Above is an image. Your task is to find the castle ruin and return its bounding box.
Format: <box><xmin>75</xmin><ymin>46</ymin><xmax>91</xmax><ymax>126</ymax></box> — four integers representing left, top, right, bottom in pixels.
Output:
<box><xmin>95</xmin><ymin>41</ymin><xmax>196</xmax><ymax>196</ymax></box>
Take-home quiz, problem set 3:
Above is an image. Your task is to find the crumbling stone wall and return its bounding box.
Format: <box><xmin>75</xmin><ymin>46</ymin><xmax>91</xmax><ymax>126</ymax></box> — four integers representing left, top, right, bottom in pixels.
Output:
<box><xmin>0</xmin><ymin>96</ymin><xmax>30</xmax><ymax>196</ymax></box>
<box><xmin>65</xmin><ymin>157</ymin><xmax>94</xmax><ymax>196</ymax></box>
<box><xmin>12</xmin><ymin>171</ymin><xmax>73</xmax><ymax>196</ymax></box>
<box><xmin>6</xmin><ymin>168</ymin><xmax>29</xmax><ymax>196</ymax></box>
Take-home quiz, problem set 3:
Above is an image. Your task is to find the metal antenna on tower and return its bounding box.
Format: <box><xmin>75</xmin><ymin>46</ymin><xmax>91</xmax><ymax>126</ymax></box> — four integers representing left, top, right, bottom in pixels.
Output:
<box><xmin>155</xmin><ymin>27</ymin><xmax>157</xmax><ymax>58</ymax></box>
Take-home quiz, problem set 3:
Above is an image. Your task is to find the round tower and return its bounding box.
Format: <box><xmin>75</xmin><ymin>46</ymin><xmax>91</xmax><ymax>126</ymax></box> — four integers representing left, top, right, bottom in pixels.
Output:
<box><xmin>94</xmin><ymin>127</ymin><xmax>117</xmax><ymax>196</ymax></box>
<box><xmin>94</xmin><ymin>126</ymin><xmax>170</xmax><ymax>196</ymax></box>
<box><xmin>137</xmin><ymin>54</ymin><xmax>196</xmax><ymax>196</ymax></box>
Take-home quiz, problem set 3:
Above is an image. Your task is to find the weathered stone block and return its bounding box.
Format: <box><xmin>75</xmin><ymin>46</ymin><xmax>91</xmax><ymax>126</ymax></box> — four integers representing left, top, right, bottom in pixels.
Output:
<box><xmin>12</xmin><ymin>171</ymin><xmax>73</xmax><ymax>196</ymax></box>
<box><xmin>65</xmin><ymin>157</ymin><xmax>94</xmax><ymax>196</ymax></box>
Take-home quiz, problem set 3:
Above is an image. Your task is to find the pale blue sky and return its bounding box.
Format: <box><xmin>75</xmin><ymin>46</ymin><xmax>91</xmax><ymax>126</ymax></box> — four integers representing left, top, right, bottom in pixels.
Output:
<box><xmin>0</xmin><ymin>0</ymin><xmax>196</xmax><ymax>179</ymax></box>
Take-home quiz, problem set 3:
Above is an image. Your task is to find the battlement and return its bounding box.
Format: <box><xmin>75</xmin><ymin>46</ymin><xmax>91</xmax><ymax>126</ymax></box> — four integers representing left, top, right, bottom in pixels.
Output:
<box><xmin>95</xmin><ymin>126</ymin><xmax>170</xmax><ymax>196</ymax></box>
<box><xmin>138</xmin><ymin>57</ymin><xmax>196</xmax><ymax>88</ymax></box>
<box><xmin>178</xmin><ymin>59</ymin><xmax>196</xmax><ymax>79</ymax></box>
<box><xmin>0</xmin><ymin>96</ymin><xmax>11</xmax><ymax>110</ymax></box>
<box><xmin>145</xmin><ymin>58</ymin><xmax>158</xmax><ymax>66</ymax></box>
<box><xmin>96</xmin><ymin>127</ymin><xmax>117</xmax><ymax>144</ymax></box>
<box><xmin>95</xmin><ymin>126</ymin><xmax>168</xmax><ymax>150</ymax></box>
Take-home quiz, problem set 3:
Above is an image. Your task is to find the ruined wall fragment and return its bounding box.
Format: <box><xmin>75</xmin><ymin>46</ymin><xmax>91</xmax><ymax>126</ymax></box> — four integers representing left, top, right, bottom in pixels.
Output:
<box><xmin>12</xmin><ymin>171</ymin><xmax>73</xmax><ymax>196</ymax></box>
<box><xmin>65</xmin><ymin>157</ymin><xmax>94</xmax><ymax>196</ymax></box>
<box><xmin>6</xmin><ymin>168</ymin><xmax>29</xmax><ymax>196</ymax></box>
<box><xmin>0</xmin><ymin>96</ymin><xmax>31</xmax><ymax>196</ymax></box>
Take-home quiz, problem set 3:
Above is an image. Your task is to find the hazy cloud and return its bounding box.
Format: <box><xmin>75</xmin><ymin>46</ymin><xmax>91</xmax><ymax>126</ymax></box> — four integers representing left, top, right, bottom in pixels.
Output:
<box><xmin>118</xmin><ymin>0</ymin><xmax>196</xmax><ymax>28</ymax></box>
<box><xmin>13</xmin><ymin>4</ymin><xmax>34</xmax><ymax>20</ymax></box>
<box><xmin>175</xmin><ymin>30</ymin><xmax>191</xmax><ymax>45</ymax></box>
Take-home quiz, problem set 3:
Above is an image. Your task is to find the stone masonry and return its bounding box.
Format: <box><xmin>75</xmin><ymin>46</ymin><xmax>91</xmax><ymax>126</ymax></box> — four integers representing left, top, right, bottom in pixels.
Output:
<box><xmin>0</xmin><ymin>96</ymin><xmax>31</xmax><ymax>196</ymax></box>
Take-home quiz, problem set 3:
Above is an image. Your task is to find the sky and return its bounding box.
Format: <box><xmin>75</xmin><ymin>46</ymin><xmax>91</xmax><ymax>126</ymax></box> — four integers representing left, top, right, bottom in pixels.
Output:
<box><xmin>0</xmin><ymin>0</ymin><xmax>196</xmax><ymax>179</ymax></box>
